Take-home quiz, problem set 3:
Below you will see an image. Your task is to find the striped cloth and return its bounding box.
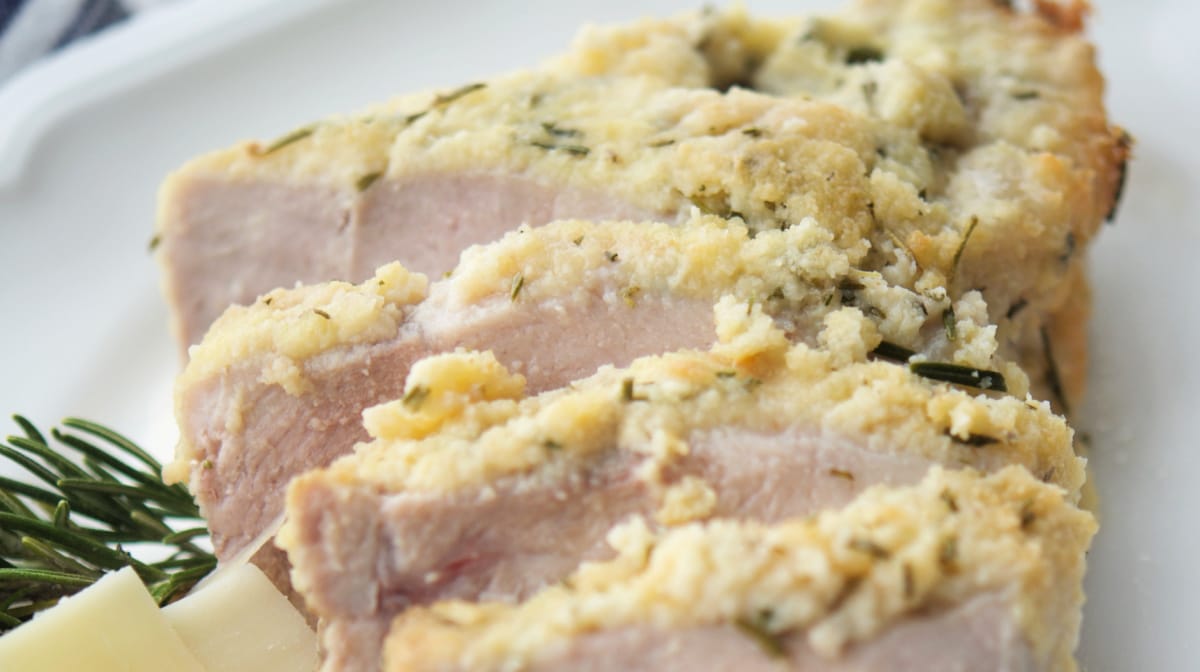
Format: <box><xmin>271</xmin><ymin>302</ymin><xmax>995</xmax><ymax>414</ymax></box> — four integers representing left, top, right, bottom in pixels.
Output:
<box><xmin>0</xmin><ymin>0</ymin><xmax>171</xmax><ymax>81</ymax></box>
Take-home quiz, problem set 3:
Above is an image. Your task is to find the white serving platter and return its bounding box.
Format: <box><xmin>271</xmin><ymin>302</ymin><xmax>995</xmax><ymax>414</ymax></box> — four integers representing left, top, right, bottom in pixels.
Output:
<box><xmin>0</xmin><ymin>0</ymin><xmax>1196</xmax><ymax>668</ymax></box>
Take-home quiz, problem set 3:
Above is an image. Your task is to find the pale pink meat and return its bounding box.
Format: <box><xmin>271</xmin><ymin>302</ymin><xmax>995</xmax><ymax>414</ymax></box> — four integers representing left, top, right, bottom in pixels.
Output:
<box><xmin>161</xmin><ymin>171</ymin><xmax>668</xmax><ymax>348</ymax></box>
<box><xmin>181</xmin><ymin>286</ymin><xmax>716</xmax><ymax>571</ymax></box>
<box><xmin>516</xmin><ymin>593</ymin><xmax>1035</xmax><ymax>672</ymax></box>
<box><xmin>287</xmin><ymin>425</ymin><xmax>941</xmax><ymax>671</ymax></box>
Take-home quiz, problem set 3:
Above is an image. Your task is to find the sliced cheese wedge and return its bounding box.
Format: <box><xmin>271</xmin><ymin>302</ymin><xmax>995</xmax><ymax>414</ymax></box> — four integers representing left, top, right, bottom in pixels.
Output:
<box><xmin>164</xmin><ymin>562</ymin><xmax>318</xmax><ymax>672</ymax></box>
<box><xmin>0</xmin><ymin>567</ymin><xmax>206</xmax><ymax>672</ymax></box>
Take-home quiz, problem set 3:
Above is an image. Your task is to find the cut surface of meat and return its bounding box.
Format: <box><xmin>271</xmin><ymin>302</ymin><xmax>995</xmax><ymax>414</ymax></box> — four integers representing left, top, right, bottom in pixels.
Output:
<box><xmin>170</xmin><ymin>217</ymin><xmax>1025</xmax><ymax>584</ymax></box>
<box><xmin>379</xmin><ymin>467</ymin><xmax>1096</xmax><ymax>672</ymax></box>
<box><xmin>156</xmin><ymin>2</ymin><xmax>1124</xmax><ymax>670</ymax></box>
<box><xmin>492</xmin><ymin>599</ymin><xmax>1030</xmax><ymax>672</ymax></box>
<box><xmin>277</xmin><ymin>308</ymin><xmax>1083</xmax><ymax>670</ymax></box>
<box><xmin>156</xmin><ymin>0</ymin><xmax>1129</xmax><ymax>419</ymax></box>
<box><xmin>161</xmin><ymin>169</ymin><xmax>670</xmax><ymax>348</ymax></box>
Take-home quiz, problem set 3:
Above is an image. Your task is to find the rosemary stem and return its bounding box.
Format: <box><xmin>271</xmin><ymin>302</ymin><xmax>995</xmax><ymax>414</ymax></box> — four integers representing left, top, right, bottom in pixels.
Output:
<box><xmin>0</xmin><ymin>416</ymin><xmax>214</xmax><ymax>629</ymax></box>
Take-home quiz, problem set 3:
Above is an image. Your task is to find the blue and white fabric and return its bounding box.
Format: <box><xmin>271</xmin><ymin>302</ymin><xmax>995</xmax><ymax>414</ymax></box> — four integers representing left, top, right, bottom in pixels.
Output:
<box><xmin>0</xmin><ymin>0</ymin><xmax>168</xmax><ymax>81</ymax></box>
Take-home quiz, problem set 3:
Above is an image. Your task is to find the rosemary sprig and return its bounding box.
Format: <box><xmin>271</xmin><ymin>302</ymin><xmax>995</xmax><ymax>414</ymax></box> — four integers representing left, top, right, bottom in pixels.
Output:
<box><xmin>0</xmin><ymin>417</ymin><xmax>214</xmax><ymax>631</ymax></box>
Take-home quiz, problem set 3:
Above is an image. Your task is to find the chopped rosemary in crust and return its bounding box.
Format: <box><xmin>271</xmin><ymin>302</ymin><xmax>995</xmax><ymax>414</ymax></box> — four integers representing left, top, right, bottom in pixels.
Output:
<box><xmin>383</xmin><ymin>467</ymin><xmax>1096</xmax><ymax>671</ymax></box>
<box><xmin>158</xmin><ymin>0</ymin><xmax>1126</xmax><ymax>413</ymax></box>
<box><xmin>278</xmin><ymin>299</ymin><xmax>1083</xmax><ymax>501</ymax></box>
<box><xmin>172</xmin><ymin>214</ymin><xmax>1030</xmax><ymax>486</ymax></box>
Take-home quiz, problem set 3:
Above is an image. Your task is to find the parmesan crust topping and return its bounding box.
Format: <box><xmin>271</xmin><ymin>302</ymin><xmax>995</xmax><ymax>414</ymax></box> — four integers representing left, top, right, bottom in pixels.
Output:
<box><xmin>165</xmin><ymin>5</ymin><xmax>1118</xmax><ymax>667</ymax></box>
<box><xmin>165</xmin><ymin>263</ymin><xmax>426</xmax><ymax>483</ymax></box>
<box><xmin>159</xmin><ymin>0</ymin><xmax>1126</xmax><ymax>410</ymax></box>
<box><xmin>171</xmin><ymin>215</ymin><xmax>1027</xmax><ymax>485</ymax></box>
<box><xmin>292</xmin><ymin>300</ymin><xmax>1082</xmax><ymax>503</ymax></box>
<box><xmin>383</xmin><ymin>467</ymin><xmax>1097</xmax><ymax>671</ymax></box>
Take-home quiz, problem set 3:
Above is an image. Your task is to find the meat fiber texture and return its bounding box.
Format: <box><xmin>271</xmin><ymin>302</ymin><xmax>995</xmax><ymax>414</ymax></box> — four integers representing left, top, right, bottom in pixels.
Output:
<box><xmin>168</xmin><ymin>217</ymin><xmax>1033</xmax><ymax>598</ymax></box>
<box><xmin>154</xmin><ymin>0</ymin><xmax>1128</xmax><ymax>413</ymax></box>
<box><xmin>274</xmin><ymin>305</ymin><xmax>1084</xmax><ymax>671</ymax></box>
<box><xmin>381</xmin><ymin>467</ymin><xmax>1097</xmax><ymax>672</ymax></box>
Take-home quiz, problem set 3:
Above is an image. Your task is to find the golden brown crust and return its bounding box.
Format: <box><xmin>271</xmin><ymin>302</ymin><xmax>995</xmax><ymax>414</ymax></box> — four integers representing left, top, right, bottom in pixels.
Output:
<box><xmin>1046</xmin><ymin>262</ymin><xmax>1092</xmax><ymax>413</ymax></box>
<box><xmin>1033</xmin><ymin>0</ymin><xmax>1092</xmax><ymax>32</ymax></box>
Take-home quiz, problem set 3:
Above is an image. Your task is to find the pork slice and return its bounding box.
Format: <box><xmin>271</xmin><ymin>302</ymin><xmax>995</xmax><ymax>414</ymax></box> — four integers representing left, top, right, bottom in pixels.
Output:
<box><xmin>161</xmin><ymin>170</ymin><xmax>666</xmax><ymax>349</ymax></box>
<box><xmin>560</xmin><ymin>2</ymin><xmax>1129</xmax><ymax>410</ymax></box>
<box><xmin>155</xmin><ymin>71</ymin><xmax>895</xmax><ymax>351</ymax></box>
<box><xmin>171</xmin><ymin>242</ymin><xmax>719</xmax><ymax>571</ymax></box>
<box><xmin>172</xmin><ymin>217</ymin><xmax>1020</xmax><ymax>588</ymax></box>
<box><xmin>278</xmin><ymin>310</ymin><xmax>1084</xmax><ymax>670</ymax></box>
<box><xmin>284</xmin><ymin>427</ymin><xmax>932</xmax><ymax>618</ymax></box>
<box><xmin>507</xmin><ymin>595</ymin><xmax>1034</xmax><ymax>672</ymax></box>
<box><xmin>379</xmin><ymin>467</ymin><xmax>1096</xmax><ymax>672</ymax></box>
<box><xmin>202</xmin><ymin>284</ymin><xmax>715</xmax><ymax>605</ymax></box>
<box><xmin>325</xmin><ymin>600</ymin><xmax>1031</xmax><ymax>672</ymax></box>
<box><xmin>157</xmin><ymin>5</ymin><xmax>1127</xmax><ymax>421</ymax></box>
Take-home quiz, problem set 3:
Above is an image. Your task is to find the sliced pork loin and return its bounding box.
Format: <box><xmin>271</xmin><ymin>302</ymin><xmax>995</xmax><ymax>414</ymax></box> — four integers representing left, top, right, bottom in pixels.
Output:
<box><xmin>155</xmin><ymin>1</ymin><xmax>1128</xmax><ymax>413</ymax></box>
<box><xmin>381</xmin><ymin>466</ymin><xmax>1097</xmax><ymax>672</ymax></box>
<box><xmin>167</xmin><ymin>216</ymin><xmax>1025</xmax><ymax>597</ymax></box>
<box><xmin>276</xmin><ymin>306</ymin><xmax>1083</xmax><ymax>671</ymax></box>
<box><xmin>156</xmin><ymin>76</ymin><xmax>877</xmax><ymax>350</ymax></box>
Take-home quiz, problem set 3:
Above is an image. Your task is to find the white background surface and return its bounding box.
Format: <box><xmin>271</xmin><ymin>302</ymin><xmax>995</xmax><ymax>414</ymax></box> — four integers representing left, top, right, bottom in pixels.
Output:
<box><xmin>0</xmin><ymin>0</ymin><xmax>1196</xmax><ymax>668</ymax></box>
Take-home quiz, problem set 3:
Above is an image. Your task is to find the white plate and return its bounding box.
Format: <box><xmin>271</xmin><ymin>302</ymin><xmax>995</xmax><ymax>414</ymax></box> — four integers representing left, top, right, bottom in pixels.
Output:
<box><xmin>0</xmin><ymin>0</ymin><xmax>1196</xmax><ymax>668</ymax></box>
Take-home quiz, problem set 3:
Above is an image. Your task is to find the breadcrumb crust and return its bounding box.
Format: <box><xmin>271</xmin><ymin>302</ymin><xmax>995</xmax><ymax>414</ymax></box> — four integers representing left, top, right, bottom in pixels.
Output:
<box><xmin>383</xmin><ymin>467</ymin><xmax>1096</xmax><ymax>671</ymax></box>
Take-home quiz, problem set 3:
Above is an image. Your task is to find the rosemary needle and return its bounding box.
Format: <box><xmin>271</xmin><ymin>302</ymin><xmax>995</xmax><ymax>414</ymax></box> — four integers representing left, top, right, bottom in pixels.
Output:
<box><xmin>0</xmin><ymin>416</ymin><xmax>214</xmax><ymax>630</ymax></box>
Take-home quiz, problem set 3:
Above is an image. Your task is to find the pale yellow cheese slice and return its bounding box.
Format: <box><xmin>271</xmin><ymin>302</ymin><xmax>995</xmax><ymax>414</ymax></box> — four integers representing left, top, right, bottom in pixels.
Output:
<box><xmin>163</xmin><ymin>562</ymin><xmax>318</xmax><ymax>672</ymax></box>
<box><xmin>0</xmin><ymin>567</ymin><xmax>206</xmax><ymax>672</ymax></box>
